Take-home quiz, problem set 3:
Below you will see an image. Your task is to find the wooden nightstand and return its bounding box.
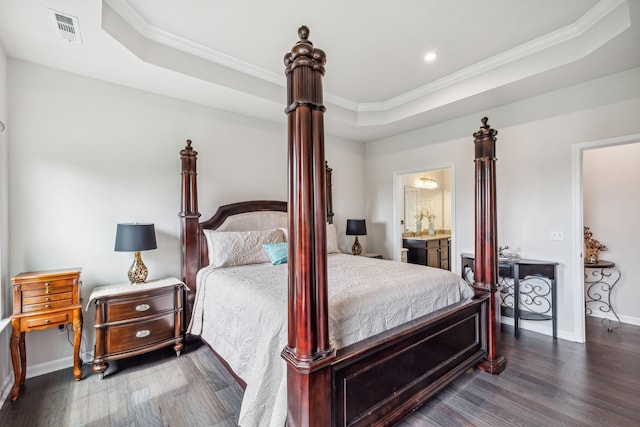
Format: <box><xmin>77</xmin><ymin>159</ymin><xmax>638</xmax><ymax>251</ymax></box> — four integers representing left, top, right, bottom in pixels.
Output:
<box><xmin>10</xmin><ymin>268</ymin><xmax>83</xmax><ymax>401</ymax></box>
<box><xmin>88</xmin><ymin>277</ymin><xmax>186</xmax><ymax>379</ymax></box>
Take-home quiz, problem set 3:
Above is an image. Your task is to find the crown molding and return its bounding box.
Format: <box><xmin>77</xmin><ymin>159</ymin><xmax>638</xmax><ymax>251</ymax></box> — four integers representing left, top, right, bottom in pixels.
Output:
<box><xmin>358</xmin><ymin>0</ymin><xmax>629</xmax><ymax>113</ymax></box>
<box><xmin>104</xmin><ymin>0</ymin><xmax>629</xmax><ymax>121</ymax></box>
<box><xmin>105</xmin><ymin>0</ymin><xmax>283</xmax><ymax>86</ymax></box>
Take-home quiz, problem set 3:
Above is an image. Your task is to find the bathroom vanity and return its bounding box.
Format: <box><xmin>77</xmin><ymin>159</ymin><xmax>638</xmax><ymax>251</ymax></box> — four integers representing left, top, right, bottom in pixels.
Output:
<box><xmin>402</xmin><ymin>235</ymin><xmax>451</xmax><ymax>270</ymax></box>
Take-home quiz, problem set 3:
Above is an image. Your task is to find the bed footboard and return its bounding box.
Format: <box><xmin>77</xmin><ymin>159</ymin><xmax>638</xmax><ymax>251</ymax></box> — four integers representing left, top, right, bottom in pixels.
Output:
<box><xmin>331</xmin><ymin>295</ymin><xmax>488</xmax><ymax>427</ymax></box>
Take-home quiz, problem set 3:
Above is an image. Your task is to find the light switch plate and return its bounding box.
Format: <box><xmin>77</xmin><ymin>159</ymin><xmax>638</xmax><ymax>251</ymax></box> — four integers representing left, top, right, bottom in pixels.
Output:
<box><xmin>549</xmin><ymin>229</ymin><xmax>564</xmax><ymax>241</ymax></box>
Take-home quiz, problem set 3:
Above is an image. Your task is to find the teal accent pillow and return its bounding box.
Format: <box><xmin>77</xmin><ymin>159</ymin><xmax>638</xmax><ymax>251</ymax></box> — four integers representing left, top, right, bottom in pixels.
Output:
<box><xmin>263</xmin><ymin>242</ymin><xmax>288</xmax><ymax>265</ymax></box>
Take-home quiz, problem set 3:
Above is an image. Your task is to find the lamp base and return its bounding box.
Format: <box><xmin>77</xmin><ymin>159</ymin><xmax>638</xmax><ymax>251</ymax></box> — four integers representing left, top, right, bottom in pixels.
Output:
<box><xmin>128</xmin><ymin>251</ymin><xmax>149</xmax><ymax>284</ymax></box>
<box><xmin>351</xmin><ymin>236</ymin><xmax>362</xmax><ymax>256</ymax></box>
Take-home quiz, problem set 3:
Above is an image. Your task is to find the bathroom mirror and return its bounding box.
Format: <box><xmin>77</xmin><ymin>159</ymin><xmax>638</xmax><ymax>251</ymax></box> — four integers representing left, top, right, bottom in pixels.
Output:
<box><xmin>404</xmin><ymin>186</ymin><xmax>443</xmax><ymax>232</ymax></box>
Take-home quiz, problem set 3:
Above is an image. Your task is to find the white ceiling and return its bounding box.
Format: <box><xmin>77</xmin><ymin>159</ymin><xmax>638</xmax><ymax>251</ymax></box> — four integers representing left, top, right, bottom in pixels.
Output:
<box><xmin>0</xmin><ymin>0</ymin><xmax>638</xmax><ymax>142</ymax></box>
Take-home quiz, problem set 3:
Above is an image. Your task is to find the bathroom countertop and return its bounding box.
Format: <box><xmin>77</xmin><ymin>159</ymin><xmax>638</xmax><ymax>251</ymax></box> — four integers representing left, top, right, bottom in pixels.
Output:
<box><xmin>402</xmin><ymin>233</ymin><xmax>451</xmax><ymax>241</ymax></box>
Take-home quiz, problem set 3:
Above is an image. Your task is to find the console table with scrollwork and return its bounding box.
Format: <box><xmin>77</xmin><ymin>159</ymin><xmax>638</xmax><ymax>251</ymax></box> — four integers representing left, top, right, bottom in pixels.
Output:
<box><xmin>461</xmin><ymin>253</ymin><xmax>559</xmax><ymax>339</ymax></box>
<box><xmin>584</xmin><ymin>260</ymin><xmax>621</xmax><ymax>331</ymax></box>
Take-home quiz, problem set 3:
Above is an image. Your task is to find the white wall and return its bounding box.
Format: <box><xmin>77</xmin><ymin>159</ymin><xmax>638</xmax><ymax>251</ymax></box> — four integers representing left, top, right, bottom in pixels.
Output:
<box><xmin>366</xmin><ymin>67</ymin><xmax>640</xmax><ymax>342</ymax></box>
<box><xmin>0</xmin><ymin>32</ymin><xmax>7</xmax><ymax>316</ymax></box>
<box><xmin>0</xmin><ymin>38</ymin><xmax>13</xmax><ymax>407</ymax></box>
<box><xmin>7</xmin><ymin>60</ymin><xmax>365</xmax><ymax>375</ymax></box>
<box><xmin>584</xmin><ymin>143</ymin><xmax>640</xmax><ymax>325</ymax></box>
<box><xmin>6</xmin><ymin>58</ymin><xmax>640</xmax><ymax>376</ymax></box>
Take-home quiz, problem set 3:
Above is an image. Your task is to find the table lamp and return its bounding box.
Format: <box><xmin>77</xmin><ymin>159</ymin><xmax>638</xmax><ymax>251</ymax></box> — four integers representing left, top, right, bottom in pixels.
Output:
<box><xmin>346</xmin><ymin>219</ymin><xmax>367</xmax><ymax>256</ymax></box>
<box><xmin>114</xmin><ymin>223</ymin><xmax>157</xmax><ymax>283</ymax></box>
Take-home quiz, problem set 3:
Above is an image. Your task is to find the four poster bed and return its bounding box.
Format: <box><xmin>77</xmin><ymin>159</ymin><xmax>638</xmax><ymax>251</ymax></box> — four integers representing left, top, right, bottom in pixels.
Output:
<box><xmin>180</xmin><ymin>27</ymin><xmax>504</xmax><ymax>427</ymax></box>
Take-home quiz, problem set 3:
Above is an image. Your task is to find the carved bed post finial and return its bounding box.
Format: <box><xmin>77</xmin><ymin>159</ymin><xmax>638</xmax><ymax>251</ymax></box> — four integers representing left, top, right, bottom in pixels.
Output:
<box><xmin>472</xmin><ymin>117</ymin><xmax>505</xmax><ymax>375</ymax></box>
<box><xmin>179</xmin><ymin>139</ymin><xmax>201</xmax><ymax>316</ymax></box>
<box><xmin>282</xmin><ymin>26</ymin><xmax>334</xmax><ymax>427</ymax></box>
<box><xmin>298</xmin><ymin>25</ymin><xmax>309</xmax><ymax>41</ymax></box>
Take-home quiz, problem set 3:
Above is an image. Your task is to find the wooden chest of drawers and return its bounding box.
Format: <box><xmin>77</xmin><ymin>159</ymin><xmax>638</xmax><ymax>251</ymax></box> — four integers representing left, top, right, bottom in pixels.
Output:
<box><xmin>10</xmin><ymin>268</ymin><xmax>83</xmax><ymax>401</ymax></box>
<box><xmin>89</xmin><ymin>277</ymin><xmax>186</xmax><ymax>379</ymax></box>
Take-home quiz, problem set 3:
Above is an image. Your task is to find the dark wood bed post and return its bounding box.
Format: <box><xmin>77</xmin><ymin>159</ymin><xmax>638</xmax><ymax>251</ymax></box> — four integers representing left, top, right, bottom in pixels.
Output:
<box><xmin>325</xmin><ymin>161</ymin><xmax>334</xmax><ymax>224</ymax></box>
<box><xmin>179</xmin><ymin>140</ymin><xmax>201</xmax><ymax>314</ymax></box>
<box><xmin>281</xmin><ymin>26</ymin><xmax>335</xmax><ymax>427</ymax></box>
<box><xmin>473</xmin><ymin>118</ymin><xmax>506</xmax><ymax>374</ymax></box>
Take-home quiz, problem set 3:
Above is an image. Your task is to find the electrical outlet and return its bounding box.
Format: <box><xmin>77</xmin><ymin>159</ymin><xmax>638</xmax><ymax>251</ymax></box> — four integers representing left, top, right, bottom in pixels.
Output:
<box><xmin>549</xmin><ymin>229</ymin><xmax>564</xmax><ymax>241</ymax></box>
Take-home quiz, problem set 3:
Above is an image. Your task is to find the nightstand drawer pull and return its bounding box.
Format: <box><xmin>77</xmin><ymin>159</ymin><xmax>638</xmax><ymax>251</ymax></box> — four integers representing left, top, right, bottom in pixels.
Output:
<box><xmin>135</xmin><ymin>304</ymin><xmax>150</xmax><ymax>312</ymax></box>
<box><xmin>45</xmin><ymin>304</ymin><xmax>51</xmax><ymax>309</ymax></box>
<box><xmin>45</xmin><ymin>283</ymin><xmax>51</xmax><ymax>294</ymax></box>
<box><xmin>135</xmin><ymin>330</ymin><xmax>150</xmax><ymax>338</ymax></box>
<box><xmin>45</xmin><ymin>319</ymin><xmax>50</xmax><ymax>324</ymax></box>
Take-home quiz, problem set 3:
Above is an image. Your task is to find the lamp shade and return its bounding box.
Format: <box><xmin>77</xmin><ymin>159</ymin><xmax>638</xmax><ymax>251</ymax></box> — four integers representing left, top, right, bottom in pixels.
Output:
<box><xmin>346</xmin><ymin>219</ymin><xmax>367</xmax><ymax>236</ymax></box>
<box><xmin>114</xmin><ymin>223</ymin><xmax>157</xmax><ymax>252</ymax></box>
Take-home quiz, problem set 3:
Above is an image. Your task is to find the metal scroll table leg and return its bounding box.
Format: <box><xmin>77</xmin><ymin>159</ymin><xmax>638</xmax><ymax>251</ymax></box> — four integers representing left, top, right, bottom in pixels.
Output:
<box><xmin>585</xmin><ymin>266</ymin><xmax>622</xmax><ymax>331</ymax></box>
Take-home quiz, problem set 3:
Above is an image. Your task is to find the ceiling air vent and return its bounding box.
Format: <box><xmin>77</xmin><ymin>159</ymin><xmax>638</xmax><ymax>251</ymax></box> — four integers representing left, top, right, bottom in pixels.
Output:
<box><xmin>48</xmin><ymin>9</ymin><xmax>82</xmax><ymax>43</ymax></box>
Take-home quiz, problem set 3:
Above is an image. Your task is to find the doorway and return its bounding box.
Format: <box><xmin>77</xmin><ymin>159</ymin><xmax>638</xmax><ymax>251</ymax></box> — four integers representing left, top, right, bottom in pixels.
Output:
<box><xmin>582</xmin><ymin>140</ymin><xmax>640</xmax><ymax>331</ymax></box>
<box><xmin>572</xmin><ymin>133</ymin><xmax>640</xmax><ymax>342</ymax></box>
<box><xmin>393</xmin><ymin>166</ymin><xmax>454</xmax><ymax>263</ymax></box>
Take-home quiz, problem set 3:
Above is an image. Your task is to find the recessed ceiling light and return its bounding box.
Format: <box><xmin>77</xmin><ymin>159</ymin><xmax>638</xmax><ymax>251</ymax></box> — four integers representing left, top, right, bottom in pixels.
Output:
<box><xmin>424</xmin><ymin>52</ymin><xmax>437</xmax><ymax>62</ymax></box>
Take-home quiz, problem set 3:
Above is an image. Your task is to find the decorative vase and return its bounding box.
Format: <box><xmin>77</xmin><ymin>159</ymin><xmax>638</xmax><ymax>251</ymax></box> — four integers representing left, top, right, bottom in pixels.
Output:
<box><xmin>428</xmin><ymin>222</ymin><xmax>435</xmax><ymax>236</ymax></box>
<box><xmin>585</xmin><ymin>248</ymin><xmax>599</xmax><ymax>263</ymax></box>
<box><xmin>416</xmin><ymin>221</ymin><xmax>422</xmax><ymax>232</ymax></box>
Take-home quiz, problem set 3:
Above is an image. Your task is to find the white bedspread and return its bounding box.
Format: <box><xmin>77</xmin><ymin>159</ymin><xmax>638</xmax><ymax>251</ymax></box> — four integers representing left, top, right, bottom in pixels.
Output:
<box><xmin>188</xmin><ymin>254</ymin><xmax>473</xmax><ymax>427</ymax></box>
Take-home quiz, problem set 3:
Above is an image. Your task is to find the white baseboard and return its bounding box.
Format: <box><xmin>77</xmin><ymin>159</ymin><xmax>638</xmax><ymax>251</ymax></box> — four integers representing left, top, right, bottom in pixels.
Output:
<box><xmin>0</xmin><ymin>318</ymin><xmax>12</xmax><ymax>409</ymax></box>
<box><xmin>589</xmin><ymin>312</ymin><xmax>640</xmax><ymax>326</ymax></box>
<box><xmin>501</xmin><ymin>312</ymin><xmax>640</xmax><ymax>344</ymax></box>
<box><xmin>0</xmin><ymin>374</ymin><xmax>11</xmax><ymax>410</ymax></box>
<box><xmin>500</xmin><ymin>317</ymin><xmax>581</xmax><ymax>342</ymax></box>
<box><xmin>26</xmin><ymin>356</ymin><xmax>75</xmax><ymax>379</ymax></box>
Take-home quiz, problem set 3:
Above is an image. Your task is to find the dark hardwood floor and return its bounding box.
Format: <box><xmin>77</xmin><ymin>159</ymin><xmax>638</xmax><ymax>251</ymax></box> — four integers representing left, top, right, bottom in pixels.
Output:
<box><xmin>397</xmin><ymin>317</ymin><xmax>640</xmax><ymax>427</ymax></box>
<box><xmin>2</xmin><ymin>316</ymin><xmax>639</xmax><ymax>426</ymax></box>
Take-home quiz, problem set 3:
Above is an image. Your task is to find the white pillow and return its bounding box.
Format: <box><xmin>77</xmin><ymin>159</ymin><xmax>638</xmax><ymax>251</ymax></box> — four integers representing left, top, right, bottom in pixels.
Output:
<box><xmin>279</xmin><ymin>227</ymin><xmax>288</xmax><ymax>241</ymax></box>
<box><xmin>326</xmin><ymin>223</ymin><xmax>340</xmax><ymax>254</ymax></box>
<box><xmin>277</xmin><ymin>223</ymin><xmax>340</xmax><ymax>253</ymax></box>
<box><xmin>204</xmin><ymin>228</ymin><xmax>286</xmax><ymax>268</ymax></box>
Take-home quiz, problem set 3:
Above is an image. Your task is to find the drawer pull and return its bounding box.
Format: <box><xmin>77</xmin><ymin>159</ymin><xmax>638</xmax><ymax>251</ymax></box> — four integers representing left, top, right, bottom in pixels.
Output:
<box><xmin>135</xmin><ymin>304</ymin><xmax>150</xmax><ymax>312</ymax></box>
<box><xmin>45</xmin><ymin>282</ymin><xmax>51</xmax><ymax>294</ymax></box>
<box><xmin>45</xmin><ymin>304</ymin><xmax>51</xmax><ymax>309</ymax></box>
<box><xmin>45</xmin><ymin>297</ymin><xmax>51</xmax><ymax>302</ymax></box>
<box><xmin>45</xmin><ymin>319</ymin><xmax>51</xmax><ymax>324</ymax></box>
<box><xmin>136</xmin><ymin>330</ymin><xmax>150</xmax><ymax>338</ymax></box>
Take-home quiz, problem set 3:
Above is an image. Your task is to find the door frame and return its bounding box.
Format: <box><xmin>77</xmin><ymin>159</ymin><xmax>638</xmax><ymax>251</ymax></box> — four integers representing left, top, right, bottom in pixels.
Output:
<box><xmin>571</xmin><ymin>132</ymin><xmax>640</xmax><ymax>342</ymax></box>
<box><xmin>393</xmin><ymin>162</ymin><xmax>455</xmax><ymax>265</ymax></box>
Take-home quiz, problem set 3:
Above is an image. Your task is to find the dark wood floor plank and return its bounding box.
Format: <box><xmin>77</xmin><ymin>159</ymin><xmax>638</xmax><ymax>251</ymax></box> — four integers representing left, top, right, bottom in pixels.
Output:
<box><xmin>397</xmin><ymin>317</ymin><xmax>640</xmax><ymax>427</ymax></box>
<box><xmin>1</xmin><ymin>317</ymin><xmax>639</xmax><ymax>426</ymax></box>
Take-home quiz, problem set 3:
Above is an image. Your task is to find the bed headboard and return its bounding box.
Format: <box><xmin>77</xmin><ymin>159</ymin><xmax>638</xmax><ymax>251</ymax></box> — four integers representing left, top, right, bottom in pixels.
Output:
<box><xmin>198</xmin><ymin>200</ymin><xmax>288</xmax><ymax>268</ymax></box>
<box><xmin>178</xmin><ymin>142</ymin><xmax>333</xmax><ymax>308</ymax></box>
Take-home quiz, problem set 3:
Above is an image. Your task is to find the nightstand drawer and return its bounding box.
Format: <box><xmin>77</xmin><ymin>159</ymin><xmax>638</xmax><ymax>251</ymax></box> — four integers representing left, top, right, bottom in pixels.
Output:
<box><xmin>22</xmin><ymin>297</ymin><xmax>73</xmax><ymax>313</ymax></box>
<box><xmin>21</xmin><ymin>310</ymin><xmax>70</xmax><ymax>330</ymax></box>
<box><xmin>23</xmin><ymin>292</ymin><xmax>72</xmax><ymax>305</ymax></box>
<box><xmin>106</xmin><ymin>291</ymin><xmax>174</xmax><ymax>322</ymax></box>
<box><xmin>21</xmin><ymin>278</ymin><xmax>75</xmax><ymax>296</ymax></box>
<box><xmin>106</xmin><ymin>313</ymin><xmax>174</xmax><ymax>353</ymax></box>
<box><xmin>22</xmin><ymin>284</ymin><xmax>73</xmax><ymax>298</ymax></box>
